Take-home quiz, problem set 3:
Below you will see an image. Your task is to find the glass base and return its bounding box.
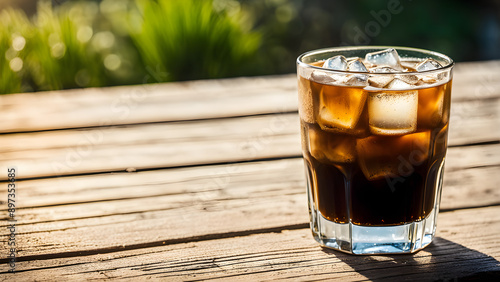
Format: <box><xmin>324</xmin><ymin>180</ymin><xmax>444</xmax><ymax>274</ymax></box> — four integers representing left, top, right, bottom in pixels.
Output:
<box><xmin>305</xmin><ymin>156</ymin><xmax>445</xmax><ymax>255</ymax></box>
<box><xmin>311</xmin><ymin>206</ymin><xmax>439</xmax><ymax>255</ymax></box>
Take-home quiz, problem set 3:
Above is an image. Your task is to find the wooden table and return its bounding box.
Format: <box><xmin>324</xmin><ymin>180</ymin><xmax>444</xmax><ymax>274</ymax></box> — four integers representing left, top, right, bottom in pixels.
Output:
<box><xmin>1</xmin><ymin>61</ymin><xmax>499</xmax><ymax>281</ymax></box>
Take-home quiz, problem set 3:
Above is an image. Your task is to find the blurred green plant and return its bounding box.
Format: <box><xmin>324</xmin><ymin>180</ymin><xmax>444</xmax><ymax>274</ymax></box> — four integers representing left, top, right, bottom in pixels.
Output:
<box><xmin>29</xmin><ymin>1</ymin><xmax>107</xmax><ymax>90</ymax></box>
<box><xmin>0</xmin><ymin>8</ymin><xmax>30</xmax><ymax>93</ymax></box>
<box><xmin>0</xmin><ymin>0</ymin><xmax>262</xmax><ymax>94</ymax></box>
<box><xmin>1</xmin><ymin>0</ymin><xmax>493</xmax><ymax>94</ymax></box>
<box><xmin>131</xmin><ymin>0</ymin><xmax>261</xmax><ymax>81</ymax></box>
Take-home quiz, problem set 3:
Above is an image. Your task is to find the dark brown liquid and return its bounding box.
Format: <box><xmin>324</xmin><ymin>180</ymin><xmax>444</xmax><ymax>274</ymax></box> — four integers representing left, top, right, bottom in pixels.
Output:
<box><xmin>299</xmin><ymin>74</ymin><xmax>451</xmax><ymax>226</ymax></box>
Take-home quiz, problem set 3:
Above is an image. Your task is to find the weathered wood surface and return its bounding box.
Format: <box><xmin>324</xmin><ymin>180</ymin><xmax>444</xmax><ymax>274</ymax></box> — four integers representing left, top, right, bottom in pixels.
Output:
<box><xmin>0</xmin><ymin>97</ymin><xmax>498</xmax><ymax>180</ymax></box>
<box><xmin>0</xmin><ymin>61</ymin><xmax>498</xmax><ymax>134</ymax></box>
<box><xmin>1</xmin><ymin>60</ymin><xmax>500</xmax><ymax>280</ymax></box>
<box><xmin>3</xmin><ymin>206</ymin><xmax>500</xmax><ymax>281</ymax></box>
<box><xmin>0</xmin><ymin>76</ymin><xmax>298</xmax><ymax>133</ymax></box>
<box><xmin>0</xmin><ymin>159</ymin><xmax>499</xmax><ymax>259</ymax></box>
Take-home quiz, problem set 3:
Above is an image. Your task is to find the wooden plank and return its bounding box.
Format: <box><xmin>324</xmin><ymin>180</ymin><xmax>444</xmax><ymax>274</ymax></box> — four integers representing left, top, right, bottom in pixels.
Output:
<box><xmin>449</xmin><ymin>96</ymin><xmax>500</xmax><ymax>145</ymax></box>
<box><xmin>0</xmin><ymin>114</ymin><xmax>302</xmax><ymax>180</ymax></box>
<box><xmin>2</xmin><ymin>206</ymin><xmax>499</xmax><ymax>281</ymax></box>
<box><xmin>442</xmin><ymin>166</ymin><xmax>500</xmax><ymax>210</ymax></box>
<box><xmin>452</xmin><ymin>60</ymin><xmax>500</xmax><ymax>89</ymax></box>
<box><xmin>0</xmin><ymin>158</ymin><xmax>498</xmax><ymax>212</ymax></box>
<box><xmin>0</xmin><ymin>158</ymin><xmax>498</xmax><ymax>258</ymax></box>
<box><xmin>0</xmin><ymin>61</ymin><xmax>499</xmax><ymax>133</ymax></box>
<box><xmin>0</xmin><ymin>75</ymin><xmax>298</xmax><ymax>133</ymax></box>
<box><xmin>0</xmin><ymin>96</ymin><xmax>499</xmax><ymax>180</ymax></box>
<box><xmin>0</xmin><ymin>148</ymin><xmax>499</xmax><ymax>210</ymax></box>
<box><xmin>0</xmin><ymin>160</ymin><xmax>310</xmax><ymax>257</ymax></box>
<box><xmin>446</xmin><ymin>143</ymin><xmax>500</xmax><ymax>171</ymax></box>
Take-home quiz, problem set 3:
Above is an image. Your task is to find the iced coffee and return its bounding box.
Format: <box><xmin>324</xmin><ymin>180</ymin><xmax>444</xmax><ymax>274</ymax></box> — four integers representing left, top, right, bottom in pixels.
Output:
<box><xmin>297</xmin><ymin>47</ymin><xmax>454</xmax><ymax>254</ymax></box>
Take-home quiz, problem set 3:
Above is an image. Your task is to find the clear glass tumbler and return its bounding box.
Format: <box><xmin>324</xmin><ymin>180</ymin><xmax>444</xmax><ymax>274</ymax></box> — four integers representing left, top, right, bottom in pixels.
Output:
<box><xmin>296</xmin><ymin>46</ymin><xmax>454</xmax><ymax>254</ymax></box>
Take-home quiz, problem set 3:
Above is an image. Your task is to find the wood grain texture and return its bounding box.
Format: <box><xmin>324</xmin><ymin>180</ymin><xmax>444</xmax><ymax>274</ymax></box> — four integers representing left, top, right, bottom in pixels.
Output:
<box><xmin>2</xmin><ymin>206</ymin><xmax>499</xmax><ymax>281</ymax></box>
<box><xmin>0</xmin><ymin>114</ymin><xmax>301</xmax><ymax>180</ymax></box>
<box><xmin>0</xmin><ymin>75</ymin><xmax>297</xmax><ymax>133</ymax></box>
<box><xmin>1</xmin><ymin>61</ymin><xmax>499</xmax><ymax>280</ymax></box>
<box><xmin>0</xmin><ymin>158</ymin><xmax>498</xmax><ymax>211</ymax></box>
<box><xmin>0</xmin><ymin>158</ymin><xmax>498</xmax><ymax>258</ymax></box>
<box><xmin>0</xmin><ymin>96</ymin><xmax>498</xmax><ymax>180</ymax></box>
<box><xmin>0</xmin><ymin>60</ymin><xmax>498</xmax><ymax>133</ymax></box>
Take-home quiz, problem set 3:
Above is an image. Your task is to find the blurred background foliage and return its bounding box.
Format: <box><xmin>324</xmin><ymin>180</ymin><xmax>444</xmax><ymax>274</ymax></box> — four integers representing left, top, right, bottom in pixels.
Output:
<box><xmin>0</xmin><ymin>0</ymin><xmax>499</xmax><ymax>94</ymax></box>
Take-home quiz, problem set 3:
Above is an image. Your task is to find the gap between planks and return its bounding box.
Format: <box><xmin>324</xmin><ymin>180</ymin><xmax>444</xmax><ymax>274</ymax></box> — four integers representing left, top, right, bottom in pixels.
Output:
<box><xmin>0</xmin><ymin>60</ymin><xmax>498</xmax><ymax>134</ymax></box>
<box><xmin>0</xmin><ymin>95</ymin><xmax>499</xmax><ymax>181</ymax></box>
<box><xmin>0</xmin><ymin>205</ymin><xmax>499</xmax><ymax>265</ymax></box>
<box><xmin>0</xmin><ymin>158</ymin><xmax>499</xmax><ymax>211</ymax></box>
<box><xmin>0</xmin><ymin>159</ymin><xmax>498</xmax><ymax>259</ymax></box>
<box><xmin>1</xmin><ymin>206</ymin><xmax>499</xmax><ymax>281</ymax></box>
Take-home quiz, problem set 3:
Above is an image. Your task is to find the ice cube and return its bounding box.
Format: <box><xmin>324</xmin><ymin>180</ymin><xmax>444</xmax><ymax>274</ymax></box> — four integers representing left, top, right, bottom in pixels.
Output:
<box><xmin>308</xmin><ymin>126</ymin><xmax>356</xmax><ymax>163</ymax></box>
<box><xmin>365</xmin><ymin>48</ymin><xmax>403</xmax><ymax>70</ymax></box>
<box><xmin>369</xmin><ymin>66</ymin><xmax>399</xmax><ymax>73</ymax></box>
<box><xmin>344</xmin><ymin>74</ymin><xmax>368</xmax><ymax>87</ymax></box>
<box><xmin>368</xmin><ymin>75</ymin><xmax>394</xmax><ymax>88</ymax></box>
<box><xmin>386</xmin><ymin>78</ymin><xmax>415</xmax><ymax>89</ymax></box>
<box><xmin>416</xmin><ymin>58</ymin><xmax>442</xmax><ymax>72</ymax></box>
<box><xmin>400</xmin><ymin>60</ymin><xmax>419</xmax><ymax>72</ymax></box>
<box><xmin>420</xmin><ymin>74</ymin><xmax>439</xmax><ymax>84</ymax></box>
<box><xmin>395</xmin><ymin>74</ymin><xmax>419</xmax><ymax>85</ymax></box>
<box><xmin>345</xmin><ymin>59</ymin><xmax>368</xmax><ymax>86</ymax></box>
<box><xmin>416</xmin><ymin>59</ymin><xmax>444</xmax><ymax>84</ymax></box>
<box><xmin>323</xmin><ymin>55</ymin><xmax>347</xmax><ymax>71</ymax></box>
<box><xmin>310</xmin><ymin>71</ymin><xmax>338</xmax><ymax>85</ymax></box>
<box><xmin>297</xmin><ymin>75</ymin><xmax>315</xmax><ymax>123</ymax></box>
<box><xmin>368</xmin><ymin>90</ymin><xmax>418</xmax><ymax>135</ymax></box>
<box><xmin>417</xmin><ymin>82</ymin><xmax>450</xmax><ymax>128</ymax></box>
<box><xmin>356</xmin><ymin>131</ymin><xmax>431</xmax><ymax>180</ymax></box>
<box><xmin>318</xmin><ymin>86</ymin><xmax>368</xmax><ymax>132</ymax></box>
<box><xmin>347</xmin><ymin>59</ymin><xmax>368</xmax><ymax>72</ymax></box>
<box><xmin>310</xmin><ymin>70</ymin><xmax>349</xmax><ymax>87</ymax></box>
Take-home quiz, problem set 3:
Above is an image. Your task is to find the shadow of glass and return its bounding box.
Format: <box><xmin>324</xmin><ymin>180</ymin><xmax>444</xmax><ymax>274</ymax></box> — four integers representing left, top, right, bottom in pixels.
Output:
<box><xmin>322</xmin><ymin>237</ymin><xmax>500</xmax><ymax>281</ymax></box>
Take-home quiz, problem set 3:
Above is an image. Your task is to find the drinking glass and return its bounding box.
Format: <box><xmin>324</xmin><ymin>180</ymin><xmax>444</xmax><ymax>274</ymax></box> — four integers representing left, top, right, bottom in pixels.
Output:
<box><xmin>296</xmin><ymin>46</ymin><xmax>454</xmax><ymax>254</ymax></box>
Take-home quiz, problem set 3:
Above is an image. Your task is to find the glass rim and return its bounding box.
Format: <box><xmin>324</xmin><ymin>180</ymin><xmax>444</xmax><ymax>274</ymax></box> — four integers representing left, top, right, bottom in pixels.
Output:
<box><xmin>296</xmin><ymin>45</ymin><xmax>455</xmax><ymax>75</ymax></box>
